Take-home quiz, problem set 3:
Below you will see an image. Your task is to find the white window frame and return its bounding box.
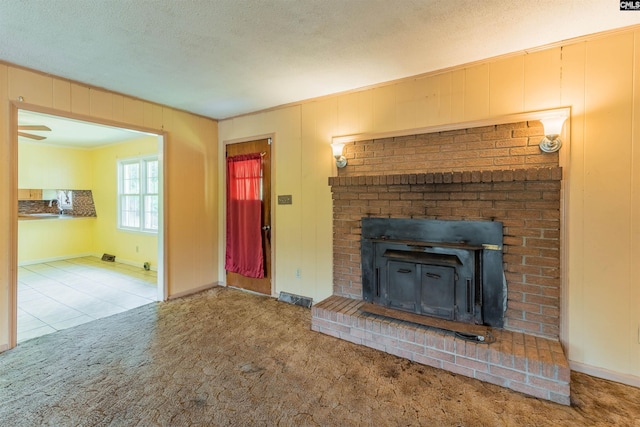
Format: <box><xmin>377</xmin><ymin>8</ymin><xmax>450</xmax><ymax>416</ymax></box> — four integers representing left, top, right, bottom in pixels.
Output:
<box><xmin>117</xmin><ymin>155</ymin><xmax>159</xmax><ymax>234</ymax></box>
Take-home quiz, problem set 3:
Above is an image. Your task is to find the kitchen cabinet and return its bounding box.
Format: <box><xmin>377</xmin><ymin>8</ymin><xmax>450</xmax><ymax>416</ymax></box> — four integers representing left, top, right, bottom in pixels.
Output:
<box><xmin>42</xmin><ymin>189</ymin><xmax>58</xmax><ymax>200</ymax></box>
<box><xmin>18</xmin><ymin>188</ymin><xmax>59</xmax><ymax>201</ymax></box>
<box><xmin>18</xmin><ymin>189</ymin><xmax>43</xmax><ymax>200</ymax></box>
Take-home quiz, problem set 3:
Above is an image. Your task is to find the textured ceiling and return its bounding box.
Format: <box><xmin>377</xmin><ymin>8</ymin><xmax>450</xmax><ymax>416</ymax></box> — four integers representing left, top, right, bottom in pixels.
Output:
<box><xmin>1</xmin><ymin>1</ymin><xmax>639</xmax><ymax>120</ymax></box>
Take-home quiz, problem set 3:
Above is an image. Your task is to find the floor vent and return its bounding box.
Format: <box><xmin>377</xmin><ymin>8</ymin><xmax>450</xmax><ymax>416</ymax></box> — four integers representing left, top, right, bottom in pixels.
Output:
<box><xmin>101</xmin><ymin>253</ymin><xmax>116</xmax><ymax>262</ymax></box>
<box><xmin>278</xmin><ymin>292</ymin><xmax>312</xmax><ymax>308</ymax></box>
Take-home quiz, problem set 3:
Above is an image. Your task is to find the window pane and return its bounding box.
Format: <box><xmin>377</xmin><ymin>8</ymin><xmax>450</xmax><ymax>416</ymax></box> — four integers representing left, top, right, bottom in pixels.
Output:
<box><xmin>144</xmin><ymin>195</ymin><xmax>159</xmax><ymax>231</ymax></box>
<box><xmin>118</xmin><ymin>157</ymin><xmax>158</xmax><ymax>233</ymax></box>
<box><xmin>121</xmin><ymin>195</ymin><xmax>140</xmax><ymax>228</ymax></box>
<box><xmin>122</xmin><ymin>163</ymin><xmax>140</xmax><ymax>194</ymax></box>
<box><xmin>146</xmin><ymin>160</ymin><xmax>159</xmax><ymax>194</ymax></box>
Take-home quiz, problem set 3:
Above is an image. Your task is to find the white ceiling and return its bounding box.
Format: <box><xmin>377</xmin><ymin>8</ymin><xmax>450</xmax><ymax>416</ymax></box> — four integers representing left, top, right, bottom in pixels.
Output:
<box><xmin>1</xmin><ymin>1</ymin><xmax>640</xmax><ymax>121</ymax></box>
<box><xmin>18</xmin><ymin>110</ymin><xmax>155</xmax><ymax>148</ymax></box>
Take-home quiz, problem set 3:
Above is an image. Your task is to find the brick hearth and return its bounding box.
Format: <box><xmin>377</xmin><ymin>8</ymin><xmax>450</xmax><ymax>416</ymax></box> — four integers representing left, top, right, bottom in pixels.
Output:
<box><xmin>311</xmin><ymin>121</ymin><xmax>571</xmax><ymax>404</ymax></box>
<box><xmin>312</xmin><ymin>296</ymin><xmax>570</xmax><ymax>405</ymax></box>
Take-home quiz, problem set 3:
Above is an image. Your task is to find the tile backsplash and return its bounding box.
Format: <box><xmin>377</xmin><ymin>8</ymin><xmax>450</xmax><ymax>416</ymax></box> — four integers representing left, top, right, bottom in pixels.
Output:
<box><xmin>18</xmin><ymin>190</ymin><xmax>97</xmax><ymax>217</ymax></box>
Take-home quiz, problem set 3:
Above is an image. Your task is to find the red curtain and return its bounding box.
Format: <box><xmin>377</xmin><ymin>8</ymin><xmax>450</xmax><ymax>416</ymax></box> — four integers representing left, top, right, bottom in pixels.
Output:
<box><xmin>225</xmin><ymin>153</ymin><xmax>264</xmax><ymax>278</ymax></box>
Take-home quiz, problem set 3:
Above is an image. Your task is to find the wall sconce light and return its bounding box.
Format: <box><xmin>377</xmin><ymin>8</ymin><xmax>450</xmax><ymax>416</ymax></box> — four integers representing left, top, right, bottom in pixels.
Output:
<box><xmin>539</xmin><ymin>112</ymin><xmax>568</xmax><ymax>153</ymax></box>
<box><xmin>331</xmin><ymin>141</ymin><xmax>347</xmax><ymax>168</ymax></box>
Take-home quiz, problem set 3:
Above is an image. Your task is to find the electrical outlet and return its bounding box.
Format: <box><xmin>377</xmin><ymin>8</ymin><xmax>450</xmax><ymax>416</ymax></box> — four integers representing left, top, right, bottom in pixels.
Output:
<box><xmin>296</xmin><ymin>268</ymin><xmax>301</xmax><ymax>279</ymax></box>
<box><xmin>136</xmin><ymin>246</ymin><xmax>139</xmax><ymax>253</ymax></box>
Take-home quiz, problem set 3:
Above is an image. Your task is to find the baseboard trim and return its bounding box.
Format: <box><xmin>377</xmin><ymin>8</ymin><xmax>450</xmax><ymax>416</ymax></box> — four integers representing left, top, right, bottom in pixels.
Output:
<box><xmin>18</xmin><ymin>253</ymin><xmax>158</xmax><ymax>272</ymax></box>
<box><xmin>91</xmin><ymin>253</ymin><xmax>158</xmax><ymax>271</ymax></box>
<box><xmin>18</xmin><ymin>253</ymin><xmax>94</xmax><ymax>266</ymax></box>
<box><xmin>570</xmin><ymin>361</ymin><xmax>640</xmax><ymax>388</ymax></box>
<box><xmin>168</xmin><ymin>282</ymin><xmax>219</xmax><ymax>300</ymax></box>
<box><xmin>0</xmin><ymin>343</ymin><xmax>9</xmax><ymax>354</ymax></box>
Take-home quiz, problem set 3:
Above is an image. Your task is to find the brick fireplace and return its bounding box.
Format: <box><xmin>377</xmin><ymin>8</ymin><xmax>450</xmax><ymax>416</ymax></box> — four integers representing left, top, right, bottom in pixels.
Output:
<box><xmin>311</xmin><ymin>121</ymin><xmax>571</xmax><ymax>405</ymax></box>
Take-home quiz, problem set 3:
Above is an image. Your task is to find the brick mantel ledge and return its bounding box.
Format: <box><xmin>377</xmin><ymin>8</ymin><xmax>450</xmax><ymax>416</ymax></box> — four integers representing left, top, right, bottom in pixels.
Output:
<box><xmin>328</xmin><ymin>166</ymin><xmax>562</xmax><ymax>187</ymax></box>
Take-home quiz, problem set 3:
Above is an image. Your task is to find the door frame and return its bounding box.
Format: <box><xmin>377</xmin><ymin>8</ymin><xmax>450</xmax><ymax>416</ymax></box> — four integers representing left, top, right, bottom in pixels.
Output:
<box><xmin>7</xmin><ymin>101</ymin><xmax>168</xmax><ymax>348</ymax></box>
<box><xmin>221</xmin><ymin>133</ymin><xmax>276</xmax><ymax>296</ymax></box>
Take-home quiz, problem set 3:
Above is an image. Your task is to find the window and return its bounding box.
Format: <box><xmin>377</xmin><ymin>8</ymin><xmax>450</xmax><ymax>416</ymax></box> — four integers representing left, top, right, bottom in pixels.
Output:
<box><xmin>118</xmin><ymin>156</ymin><xmax>158</xmax><ymax>233</ymax></box>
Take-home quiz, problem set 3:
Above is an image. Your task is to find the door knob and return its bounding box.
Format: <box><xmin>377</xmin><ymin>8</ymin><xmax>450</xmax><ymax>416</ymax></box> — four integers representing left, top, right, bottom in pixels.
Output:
<box><xmin>262</xmin><ymin>225</ymin><xmax>271</xmax><ymax>231</ymax></box>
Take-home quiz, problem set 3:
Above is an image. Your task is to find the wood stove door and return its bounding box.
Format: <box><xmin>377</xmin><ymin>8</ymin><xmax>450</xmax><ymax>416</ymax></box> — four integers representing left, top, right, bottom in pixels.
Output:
<box><xmin>387</xmin><ymin>261</ymin><xmax>419</xmax><ymax>312</ymax></box>
<box><xmin>420</xmin><ymin>265</ymin><xmax>456</xmax><ymax>320</ymax></box>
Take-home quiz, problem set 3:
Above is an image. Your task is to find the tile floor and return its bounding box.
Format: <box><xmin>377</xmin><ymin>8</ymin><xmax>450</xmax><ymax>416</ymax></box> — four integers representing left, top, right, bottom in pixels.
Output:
<box><xmin>17</xmin><ymin>256</ymin><xmax>157</xmax><ymax>343</ymax></box>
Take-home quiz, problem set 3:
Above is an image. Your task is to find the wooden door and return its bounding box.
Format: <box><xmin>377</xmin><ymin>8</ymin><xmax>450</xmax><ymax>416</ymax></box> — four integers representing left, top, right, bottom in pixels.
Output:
<box><xmin>225</xmin><ymin>138</ymin><xmax>272</xmax><ymax>294</ymax></box>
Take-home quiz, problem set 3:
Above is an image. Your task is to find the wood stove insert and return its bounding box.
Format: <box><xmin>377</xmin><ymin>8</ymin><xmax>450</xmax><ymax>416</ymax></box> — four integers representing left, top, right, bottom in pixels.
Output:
<box><xmin>361</xmin><ymin>218</ymin><xmax>505</xmax><ymax>328</ymax></box>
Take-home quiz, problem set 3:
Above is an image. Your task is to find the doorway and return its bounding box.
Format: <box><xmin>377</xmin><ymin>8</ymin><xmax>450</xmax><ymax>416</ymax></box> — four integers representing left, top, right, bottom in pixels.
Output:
<box><xmin>225</xmin><ymin>138</ymin><xmax>272</xmax><ymax>295</ymax></box>
<box><xmin>13</xmin><ymin>106</ymin><xmax>166</xmax><ymax>344</ymax></box>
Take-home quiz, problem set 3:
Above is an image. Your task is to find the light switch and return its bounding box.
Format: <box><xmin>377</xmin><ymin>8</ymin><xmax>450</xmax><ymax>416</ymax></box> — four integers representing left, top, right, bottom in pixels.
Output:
<box><xmin>278</xmin><ymin>195</ymin><xmax>292</xmax><ymax>205</ymax></box>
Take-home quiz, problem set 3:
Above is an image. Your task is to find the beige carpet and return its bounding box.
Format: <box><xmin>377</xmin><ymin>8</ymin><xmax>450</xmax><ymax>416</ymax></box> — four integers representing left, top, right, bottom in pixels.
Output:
<box><xmin>0</xmin><ymin>286</ymin><xmax>638</xmax><ymax>426</ymax></box>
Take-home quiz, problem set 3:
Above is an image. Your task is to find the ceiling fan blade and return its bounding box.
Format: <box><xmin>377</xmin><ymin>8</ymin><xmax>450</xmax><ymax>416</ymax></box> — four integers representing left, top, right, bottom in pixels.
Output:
<box><xmin>18</xmin><ymin>131</ymin><xmax>47</xmax><ymax>141</ymax></box>
<box><xmin>18</xmin><ymin>125</ymin><xmax>51</xmax><ymax>131</ymax></box>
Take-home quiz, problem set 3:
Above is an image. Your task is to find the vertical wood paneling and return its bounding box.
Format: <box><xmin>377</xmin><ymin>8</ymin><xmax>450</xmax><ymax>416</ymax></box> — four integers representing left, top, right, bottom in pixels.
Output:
<box><xmin>450</xmin><ymin>69</ymin><xmax>465</xmax><ymax>123</ymax></box>
<box><xmin>337</xmin><ymin>91</ymin><xmax>359</xmax><ymax>136</ymax></box>
<box><xmin>195</xmin><ymin>116</ymin><xmax>218</xmax><ymax>287</ymax></box>
<box><xmin>372</xmin><ymin>84</ymin><xmax>396</xmax><ymax>133</ymax></box>
<box><xmin>582</xmin><ymin>33</ymin><xmax>634</xmax><ymax>369</ymax></box>
<box><xmin>396</xmin><ymin>79</ymin><xmax>418</xmax><ymax>130</ymax></box>
<box><xmin>144</xmin><ymin>103</ymin><xmax>164</xmax><ymax>130</ymax></box>
<box><xmin>631</xmin><ymin>31</ymin><xmax>640</xmax><ymax>377</ymax></box>
<box><xmin>300</xmin><ymin>102</ymin><xmax>320</xmax><ymax>299</ymax></box>
<box><xmin>166</xmin><ymin>110</ymin><xmax>201</xmax><ymax>295</ymax></box>
<box><xmin>52</xmin><ymin>79</ymin><xmax>71</xmax><ymax>112</ymax></box>
<box><xmin>70</xmin><ymin>83</ymin><xmax>90</xmax><ymax>115</ymax></box>
<box><xmin>464</xmin><ymin>64</ymin><xmax>489</xmax><ymax>120</ymax></box>
<box><xmin>274</xmin><ymin>106</ymin><xmax>303</xmax><ymax>295</ymax></box>
<box><xmin>90</xmin><ymin>88</ymin><xmax>113</xmax><ymax>120</ymax></box>
<box><xmin>308</xmin><ymin>100</ymin><xmax>335</xmax><ymax>302</ymax></box>
<box><xmin>562</xmin><ymin>41</ymin><xmax>587</xmax><ymax>362</ymax></box>
<box><xmin>435</xmin><ymin>73</ymin><xmax>451</xmax><ymax>124</ymax></box>
<box><xmin>357</xmin><ymin>89</ymin><xmax>374</xmax><ymax>132</ymax></box>
<box><xmin>112</xmin><ymin>94</ymin><xmax>124</xmax><ymax>123</ymax></box>
<box><xmin>490</xmin><ymin>56</ymin><xmax>524</xmax><ymax>116</ymax></box>
<box><xmin>0</xmin><ymin>63</ymin><xmax>10</xmax><ymax>347</ymax></box>
<box><xmin>233</xmin><ymin>111</ymin><xmax>268</xmax><ymax>137</ymax></box>
<box><xmin>415</xmin><ymin>74</ymin><xmax>439</xmax><ymax>127</ymax></box>
<box><xmin>122</xmin><ymin>97</ymin><xmax>144</xmax><ymax>127</ymax></box>
<box><xmin>524</xmin><ymin>48</ymin><xmax>562</xmax><ymax>111</ymax></box>
<box><xmin>8</xmin><ymin>68</ymin><xmax>52</xmax><ymax>107</ymax></box>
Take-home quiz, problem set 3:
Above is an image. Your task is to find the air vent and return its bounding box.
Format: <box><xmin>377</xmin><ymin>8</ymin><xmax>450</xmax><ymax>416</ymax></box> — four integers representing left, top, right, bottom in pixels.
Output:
<box><xmin>278</xmin><ymin>292</ymin><xmax>312</xmax><ymax>308</ymax></box>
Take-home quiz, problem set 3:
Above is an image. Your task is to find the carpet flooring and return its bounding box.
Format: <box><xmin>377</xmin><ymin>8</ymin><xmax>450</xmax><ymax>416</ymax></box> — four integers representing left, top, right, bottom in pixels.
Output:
<box><xmin>0</xmin><ymin>286</ymin><xmax>639</xmax><ymax>426</ymax></box>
